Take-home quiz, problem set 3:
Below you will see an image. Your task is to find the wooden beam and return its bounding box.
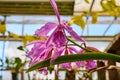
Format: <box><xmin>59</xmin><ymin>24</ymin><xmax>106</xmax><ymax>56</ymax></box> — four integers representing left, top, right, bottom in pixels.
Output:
<box><xmin>0</xmin><ymin>36</ymin><xmax>114</xmax><ymax>42</ymax></box>
<box><xmin>97</xmin><ymin>61</ymin><xmax>106</xmax><ymax>80</ymax></box>
<box><xmin>105</xmin><ymin>33</ymin><xmax>120</xmax><ymax>80</ymax></box>
<box><xmin>0</xmin><ymin>1</ymin><xmax>74</xmax><ymax>15</ymax></box>
<box><xmin>0</xmin><ymin>0</ymin><xmax>74</xmax><ymax>2</ymax></box>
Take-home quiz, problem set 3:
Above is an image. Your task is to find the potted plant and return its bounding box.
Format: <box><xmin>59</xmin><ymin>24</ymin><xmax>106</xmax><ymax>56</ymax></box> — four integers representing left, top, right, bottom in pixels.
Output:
<box><xmin>5</xmin><ymin>57</ymin><xmax>27</xmax><ymax>80</ymax></box>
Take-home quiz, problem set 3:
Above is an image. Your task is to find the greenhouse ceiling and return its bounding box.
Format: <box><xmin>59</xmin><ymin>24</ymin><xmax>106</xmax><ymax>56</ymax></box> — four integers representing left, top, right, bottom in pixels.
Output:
<box><xmin>0</xmin><ymin>0</ymin><xmax>120</xmax><ymax>16</ymax></box>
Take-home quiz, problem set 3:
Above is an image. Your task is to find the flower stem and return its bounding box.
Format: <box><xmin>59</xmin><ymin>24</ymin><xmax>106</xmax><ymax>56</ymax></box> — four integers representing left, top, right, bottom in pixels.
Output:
<box><xmin>67</xmin><ymin>38</ymin><xmax>91</xmax><ymax>52</ymax></box>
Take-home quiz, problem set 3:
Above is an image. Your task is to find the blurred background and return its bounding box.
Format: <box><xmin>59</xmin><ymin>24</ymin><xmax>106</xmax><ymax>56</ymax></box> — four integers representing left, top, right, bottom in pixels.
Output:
<box><xmin>0</xmin><ymin>0</ymin><xmax>120</xmax><ymax>80</ymax></box>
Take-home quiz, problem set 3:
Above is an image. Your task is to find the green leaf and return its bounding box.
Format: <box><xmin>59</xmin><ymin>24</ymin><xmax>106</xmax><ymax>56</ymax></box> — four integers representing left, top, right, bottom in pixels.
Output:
<box><xmin>25</xmin><ymin>35</ymin><xmax>35</xmax><ymax>42</ymax></box>
<box><xmin>91</xmin><ymin>12</ymin><xmax>98</xmax><ymax>24</ymax></box>
<box><xmin>27</xmin><ymin>52</ymin><xmax>120</xmax><ymax>72</ymax></box>
<box><xmin>0</xmin><ymin>24</ymin><xmax>6</xmax><ymax>34</ymax></box>
<box><xmin>12</xmin><ymin>33</ymin><xmax>19</xmax><ymax>39</ymax></box>
<box><xmin>84</xmin><ymin>0</ymin><xmax>89</xmax><ymax>4</ymax></box>
<box><xmin>101</xmin><ymin>0</ymin><xmax>116</xmax><ymax>15</ymax></box>
<box><xmin>22</xmin><ymin>37</ymin><xmax>27</xmax><ymax>46</ymax></box>
<box><xmin>15</xmin><ymin>57</ymin><xmax>22</xmax><ymax>73</ymax></box>
<box><xmin>17</xmin><ymin>46</ymin><xmax>24</xmax><ymax>51</ymax></box>
<box><xmin>68</xmin><ymin>15</ymin><xmax>85</xmax><ymax>29</ymax></box>
<box><xmin>5</xmin><ymin>57</ymin><xmax>9</xmax><ymax>65</ymax></box>
<box><xmin>47</xmin><ymin>66</ymin><xmax>54</xmax><ymax>74</ymax></box>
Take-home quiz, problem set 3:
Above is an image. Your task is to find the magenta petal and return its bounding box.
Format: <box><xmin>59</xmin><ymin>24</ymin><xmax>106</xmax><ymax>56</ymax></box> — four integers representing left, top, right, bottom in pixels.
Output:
<box><xmin>57</xmin><ymin>47</ymin><xmax>65</xmax><ymax>55</ymax></box>
<box><xmin>26</xmin><ymin>40</ymin><xmax>43</xmax><ymax>46</ymax></box>
<box><xmin>68</xmin><ymin>47</ymin><xmax>78</xmax><ymax>54</ymax></box>
<box><xmin>87</xmin><ymin>46</ymin><xmax>99</xmax><ymax>52</ymax></box>
<box><xmin>62</xmin><ymin>22</ymin><xmax>85</xmax><ymax>43</ymax></box>
<box><xmin>50</xmin><ymin>48</ymin><xmax>59</xmax><ymax>65</ymax></box>
<box><xmin>26</xmin><ymin>41</ymin><xmax>45</xmax><ymax>58</ymax></box>
<box><xmin>34</xmin><ymin>22</ymin><xmax>57</xmax><ymax>36</ymax></box>
<box><xmin>45</xmin><ymin>31</ymin><xmax>54</xmax><ymax>47</ymax></box>
<box><xmin>76</xmin><ymin>61</ymin><xmax>82</xmax><ymax>68</ymax></box>
<box><xmin>46</xmin><ymin>26</ymin><xmax>66</xmax><ymax>47</ymax></box>
<box><xmin>56</xmin><ymin>64</ymin><xmax>59</xmax><ymax>75</ymax></box>
<box><xmin>49</xmin><ymin>0</ymin><xmax>61</xmax><ymax>23</ymax></box>
<box><xmin>78</xmin><ymin>49</ymin><xmax>84</xmax><ymax>54</ymax></box>
<box><xmin>43</xmin><ymin>47</ymin><xmax>53</xmax><ymax>59</ymax></box>
<box><xmin>38</xmin><ymin>67</ymin><xmax>48</xmax><ymax>75</ymax></box>
<box><xmin>61</xmin><ymin>63</ymin><xmax>72</xmax><ymax>70</ymax></box>
<box><xmin>85</xmin><ymin>60</ymin><xmax>96</xmax><ymax>70</ymax></box>
<box><xmin>29</xmin><ymin>57</ymin><xmax>39</xmax><ymax>67</ymax></box>
<box><xmin>50</xmin><ymin>47</ymin><xmax>64</xmax><ymax>65</ymax></box>
<box><xmin>53</xmin><ymin>30</ymin><xmax>66</xmax><ymax>47</ymax></box>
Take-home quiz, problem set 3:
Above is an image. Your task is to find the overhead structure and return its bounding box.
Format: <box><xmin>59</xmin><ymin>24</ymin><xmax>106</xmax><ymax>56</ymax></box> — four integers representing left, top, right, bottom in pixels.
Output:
<box><xmin>104</xmin><ymin>34</ymin><xmax>120</xmax><ymax>80</ymax></box>
<box><xmin>0</xmin><ymin>0</ymin><xmax>74</xmax><ymax>15</ymax></box>
<box><xmin>0</xmin><ymin>0</ymin><xmax>120</xmax><ymax>16</ymax></box>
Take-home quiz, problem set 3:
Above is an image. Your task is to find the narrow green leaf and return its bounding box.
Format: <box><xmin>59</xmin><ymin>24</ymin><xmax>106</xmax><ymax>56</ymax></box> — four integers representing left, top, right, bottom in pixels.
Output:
<box><xmin>27</xmin><ymin>52</ymin><xmax>120</xmax><ymax>72</ymax></box>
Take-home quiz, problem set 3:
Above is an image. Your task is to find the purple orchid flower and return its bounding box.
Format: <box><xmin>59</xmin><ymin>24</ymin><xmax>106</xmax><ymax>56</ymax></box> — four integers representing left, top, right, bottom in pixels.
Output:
<box><xmin>26</xmin><ymin>41</ymin><xmax>51</xmax><ymax>66</ymax></box>
<box><xmin>34</xmin><ymin>0</ymin><xmax>85</xmax><ymax>47</ymax></box>
<box><xmin>33</xmin><ymin>0</ymin><xmax>85</xmax><ymax>63</ymax></box>
<box><xmin>57</xmin><ymin>46</ymin><xmax>83</xmax><ymax>70</ymax></box>
<box><xmin>38</xmin><ymin>67</ymin><xmax>48</xmax><ymax>75</ymax></box>
<box><xmin>27</xmin><ymin>0</ymin><xmax>86</xmax><ymax>74</ymax></box>
<box><xmin>77</xmin><ymin>46</ymin><xmax>100</xmax><ymax>70</ymax></box>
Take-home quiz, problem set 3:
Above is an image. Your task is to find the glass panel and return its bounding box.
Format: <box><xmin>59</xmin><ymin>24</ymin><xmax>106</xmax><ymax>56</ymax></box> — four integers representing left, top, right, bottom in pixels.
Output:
<box><xmin>105</xmin><ymin>24</ymin><xmax>120</xmax><ymax>36</ymax></box>
<box><xmin>5</xmin><ymin>41</ymin><xmax>26</xmax><ymax>59</ymax></box>
<box><xmin>6</xmin><ymin>24</ymin><xmax>22</xmax><ymax>35</ymax></box>
<box><xmin>86</xmin><ymin>41</ymin><xmax>110</xmax><ymax>51</ymax></box>
<box><xmin>24</xmin><ymin>24</ymin><xmax>42</xmax><ymax>35</ymax></box>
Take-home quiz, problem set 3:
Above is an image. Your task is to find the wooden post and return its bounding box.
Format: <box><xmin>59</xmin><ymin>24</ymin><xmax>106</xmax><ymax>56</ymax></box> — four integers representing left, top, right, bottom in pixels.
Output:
<box><xmin>65</xmin><ymin>70</ymin><xmax>75</xmax><ymax>80</ymax></box>
<box><xmin>108</xmin><ymin>61</ymin><xmax>119</xmax><ymax>80</ymax></box>
<box><xmin>97</xmin><ymin>61</ymin><xmax>106</xmax><ymax>80</ymax></box>
<box><xmin>20</xmin><ymin>71</ymin><xmax>24</xmax><ymax>80</ymax></box>
<box><xmin>105</xmin><ymin>34</ymin><xmax>120</xmax><ymax>80</ymax></box>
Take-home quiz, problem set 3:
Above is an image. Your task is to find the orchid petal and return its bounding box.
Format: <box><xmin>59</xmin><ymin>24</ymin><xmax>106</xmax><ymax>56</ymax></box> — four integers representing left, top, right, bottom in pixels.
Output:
<box><xmin>34</xmin><ymin>22</ymin><xmax>57</xmax><ymax>37</ymax></box>
<box><xmin>53</xmin><ymin>30</ymin><xmax>66</xmax><ymax>47</ymax></box>
<box><xmin>38</xmin><ymin>67</ymin><xmax>48</xmax><ymax>75</ymax></box>
<box><xmin>68</xmin><ymin>47</ymin><xmax>78</xmax><ymax>53</ymax></box>
<box><xmin>50</xmin><ymin>48</ymin><xmax>59</xmax><ymax>65</ymax></box>
<box><xmin>85</xmin><ymin>60</ymin><xmax>96</xmax><ymax>70</ymax></box>
<box><xmin>87</xmin><ymin>46</ymin><xmax>99</xmax><ymax>52</ymax></box>
<box><xmin>76</xmin><ymin>61</ymin><xmax>82</xmax><ymax>68</ymax></box>
<box><xmin>29</xmin><ymin>57</ymin><xmax>39</xmax><ymax>67</ymax></box>
<box><xmin>26</xmin><ymin>40</ymin><xmax>43</xmax><ymax>46</ymax></box>
<box><xmin>56</xmin><ymin>64</ymin><xmax>59</xmax><ymax>75</ymax></box>
<box><xmin>61</xmin><ymin>63</ymin><xmax>72</xmax><ymax>70</ymax></box>
<box><xmin>50</xmin><ymin>0</ymin><xmax>61</xmax><ymax>23</ymax></box>
<box><xmin>62</xmin><ymin>22</ymin><xmax>85</xmax><ymax>43</ymax></box>
<box><xmin>45</xmin><ymin>32</ymin><xmax>54</xmax><ymax>47</ymax></box>
<box><xmin>43</xmin><ymin>48</ymin><xmax>53</xmax><ymax>59</ymax></box>
<box><xmin>78</xmin><ymin>49</ymin><xmax>84</xmax><ymax>54</ymax></box>
<box><xmin>46</xmin><ymin>26</ymin><xmax>66</xmax><ymax>47</ymax></box>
